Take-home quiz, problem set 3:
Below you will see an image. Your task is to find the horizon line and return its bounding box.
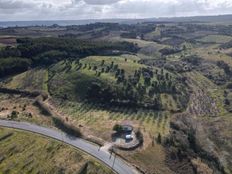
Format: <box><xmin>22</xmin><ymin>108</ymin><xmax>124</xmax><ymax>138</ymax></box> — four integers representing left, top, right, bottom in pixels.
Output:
<box><xmin>1</xmin><ymin>13</ymin><xmax>232</xmax><ymax>23</ymax></box>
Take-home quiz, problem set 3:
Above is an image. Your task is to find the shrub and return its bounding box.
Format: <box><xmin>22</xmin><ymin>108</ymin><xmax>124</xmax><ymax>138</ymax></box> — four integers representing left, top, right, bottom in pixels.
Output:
<box><xmin>226</xmin><ymin>83</ymin><xmax>232</xmax><ymax>89</ymax></box>
<box><xmin>10</xmin><ymin>111</ymin><xmax>18</xmax><ymax>119</ymax></box>
<box><xmin>101</xmin><ymin>60</ymin><xmax>105</xmax><ymax>66</ymax></box>
<box><xmin>136</xmin><ymin>129</ymin><xmax>144</xmax><ymax>145</ymax></box>
<box><xmin>157</xmin><ymin>133</ymin><xmax>162</xmax><ymax>144</ymax></box>
<box><xmin>113</xmin><ymin>124</ymin><xmax>123</xmax><ymax>132</ymax></box>
<box><xmin>52</xmin><ymin>117</ymin><xmax>82</xmax><ymax>137</ymax></box>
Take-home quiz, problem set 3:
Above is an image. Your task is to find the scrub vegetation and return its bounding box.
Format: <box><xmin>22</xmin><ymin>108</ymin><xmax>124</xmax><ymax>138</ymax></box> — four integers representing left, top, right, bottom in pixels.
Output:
<box><xmin>1</xmin><ymin>18</ymin><xmax>232</xmax><ymax>174</ymax></box>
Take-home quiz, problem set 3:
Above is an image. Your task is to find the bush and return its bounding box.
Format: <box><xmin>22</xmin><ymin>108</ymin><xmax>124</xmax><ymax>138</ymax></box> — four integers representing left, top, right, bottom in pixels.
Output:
<box><xmin>183</xmin><ymin>55</ymin><xmax>202</xmax><ymax>66</ymax></box>
<box><xmin>113</xmin><ymin>124</ymin><xmax>123</xmax><ymax>132</ymax></box>
<box><xmin>226</xmin><ymin>83</ymin><xmax>232</xmax><ymax>89</ymax></box>
<box><xmin>188</xmin><ymin>129</ymin><xmax>197</xmax><ymax>152</ymax></box>
<box><xmin>157</xmin><ymin>133</ymin><xmax>162</xmax><ymax>144</ymax></box>
<box><xmin>136</xmin><ymin>129</ymin><xmax>144</xmax><ymax>145</ymax></box>
<box><xmin>52</xmin><ymin>117</ymin><xmax>82</xmax><ymax>137</ymax></box>
<box><xmin>9</xmin><ymin>111</ymin><xmax>18</xmax><ymax>119</ymax></box>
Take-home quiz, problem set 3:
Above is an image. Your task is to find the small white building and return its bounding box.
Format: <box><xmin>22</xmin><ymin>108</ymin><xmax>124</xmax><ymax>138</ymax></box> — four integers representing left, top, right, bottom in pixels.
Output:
<box><xmin>125</xmin><ymin>134</ymin><xmax>133</xmax><ymax>140</ymax></box>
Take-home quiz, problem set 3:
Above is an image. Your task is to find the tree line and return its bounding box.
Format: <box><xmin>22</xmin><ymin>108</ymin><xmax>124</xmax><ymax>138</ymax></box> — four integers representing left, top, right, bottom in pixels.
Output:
<box><xmin>0</xmin><ymin>37</ymin><xmax>138</xmax><ymax>77</ymax></box>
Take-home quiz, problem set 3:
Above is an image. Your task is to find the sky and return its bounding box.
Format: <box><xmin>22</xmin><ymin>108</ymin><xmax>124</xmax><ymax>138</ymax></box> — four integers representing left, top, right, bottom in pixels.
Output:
<box><xmin>1</xmin><ymin>0</ymin><xmax>232</xmax><ymax>21</ymax></box>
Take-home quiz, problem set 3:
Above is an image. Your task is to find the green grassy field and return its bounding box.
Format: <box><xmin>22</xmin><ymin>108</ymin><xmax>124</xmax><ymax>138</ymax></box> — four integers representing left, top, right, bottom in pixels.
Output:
<box><xmin>190</xmin><ymin>44</ymin><xmax>232</xmax><ymax>66</ymax></box>
<box><xmin>2</xmin><ymin>68</ymin><xmax>48</xmax><ymax>92</ymax></box>
<box><xmin>144</xmin><ymin>27</ymin><xmax>161</xmax><ymax>40</ymax></box>
<box><xmin>0</xmin><ymin>128</ymin><xmax>114</xmax><ymax>174</ymax></box>
<box><xmin>110</xmin><ymin>37</ymin><xmax>169</xmax><ymax>57</ymax></box>
<box><xmin>197</xmin><ymin>34</ymin><xmax>232</xmax><ymax>44</ymax></box>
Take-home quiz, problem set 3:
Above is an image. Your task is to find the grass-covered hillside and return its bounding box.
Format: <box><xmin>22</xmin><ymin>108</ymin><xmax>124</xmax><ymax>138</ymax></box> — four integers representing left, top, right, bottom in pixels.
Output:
<box><xmin>0</xmin><ymin>55</ymin><xmax>183</xmax><ymax>174</ymax></box>
<box><xmin>48</xmin><ymin>55</ymin><xmax>188</xmax><ymax>111</ymax></box>
<box><xmin>2</xmin><ymin>68</ymin><xmax>48</xmax><ymax>92</ymax></box>
<box><xmin>0</xmin><ymin>128</ymin><xmax>113</xmax><ymax>174</ymax></box>
<box><xmin>1</xmin><ymin>20</ymin><xmax>232</xmax><ymax>174</ymax></box>
<box><xmin>197</xmin><ymin>34</ymin><xmax>232</xmax><ymax>44</ymax></box>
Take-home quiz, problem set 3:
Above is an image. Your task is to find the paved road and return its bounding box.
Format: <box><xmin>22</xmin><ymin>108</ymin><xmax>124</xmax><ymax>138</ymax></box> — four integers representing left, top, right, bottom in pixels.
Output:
<box><xmin>0</xmin><ymin>120</ymin><xmax>139</xmax><ymax>174</ymax></box>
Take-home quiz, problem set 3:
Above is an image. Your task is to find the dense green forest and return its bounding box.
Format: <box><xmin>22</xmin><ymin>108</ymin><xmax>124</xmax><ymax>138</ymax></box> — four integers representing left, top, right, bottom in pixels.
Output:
<box><xmin>0</xmin><ymin>37</ymin><xmax>138</xmax><ymax>77</ymax></box>
<box><xmin>0</xmin><ymin>57</ymin><xmax>31</xmax><ymax>77</ymax></box>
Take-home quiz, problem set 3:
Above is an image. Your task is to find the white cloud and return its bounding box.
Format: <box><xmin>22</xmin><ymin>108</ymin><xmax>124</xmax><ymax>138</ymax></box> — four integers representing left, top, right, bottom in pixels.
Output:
<box><xmin>84</xmin><ymin>0</ymin><xmax>122</xmax><ymax>5</ymax></box>
<box><xmin>0</xmin><ymin>0</ymin><xmax>232</xmax><ymax>21</ymax></box>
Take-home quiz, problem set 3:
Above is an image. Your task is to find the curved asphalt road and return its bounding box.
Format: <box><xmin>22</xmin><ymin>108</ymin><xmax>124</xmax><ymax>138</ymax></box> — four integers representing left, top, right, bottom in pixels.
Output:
<box><xmin>0</xmin><ymin>120</ymin><xmax>138</xmax><ymax>174</ymax></box>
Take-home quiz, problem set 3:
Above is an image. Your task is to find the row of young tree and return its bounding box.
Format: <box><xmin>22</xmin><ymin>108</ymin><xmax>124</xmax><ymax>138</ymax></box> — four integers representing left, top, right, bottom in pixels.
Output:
<box><xmin>75</xmin><ymin>58</ymin><xmax>175</xmax><ymax>93</ymax></box>
<box><xmin>78</xmin><ymin>59</ymin><xmax>178</xmax><ymax>110</ymax></box>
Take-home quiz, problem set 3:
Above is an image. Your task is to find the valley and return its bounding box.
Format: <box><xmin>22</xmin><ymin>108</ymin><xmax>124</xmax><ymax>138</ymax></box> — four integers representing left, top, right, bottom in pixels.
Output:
<box><xmin>0</xmin><ymin>18</ymin><xmax>232</xmax><ymax>174</ymax></box>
